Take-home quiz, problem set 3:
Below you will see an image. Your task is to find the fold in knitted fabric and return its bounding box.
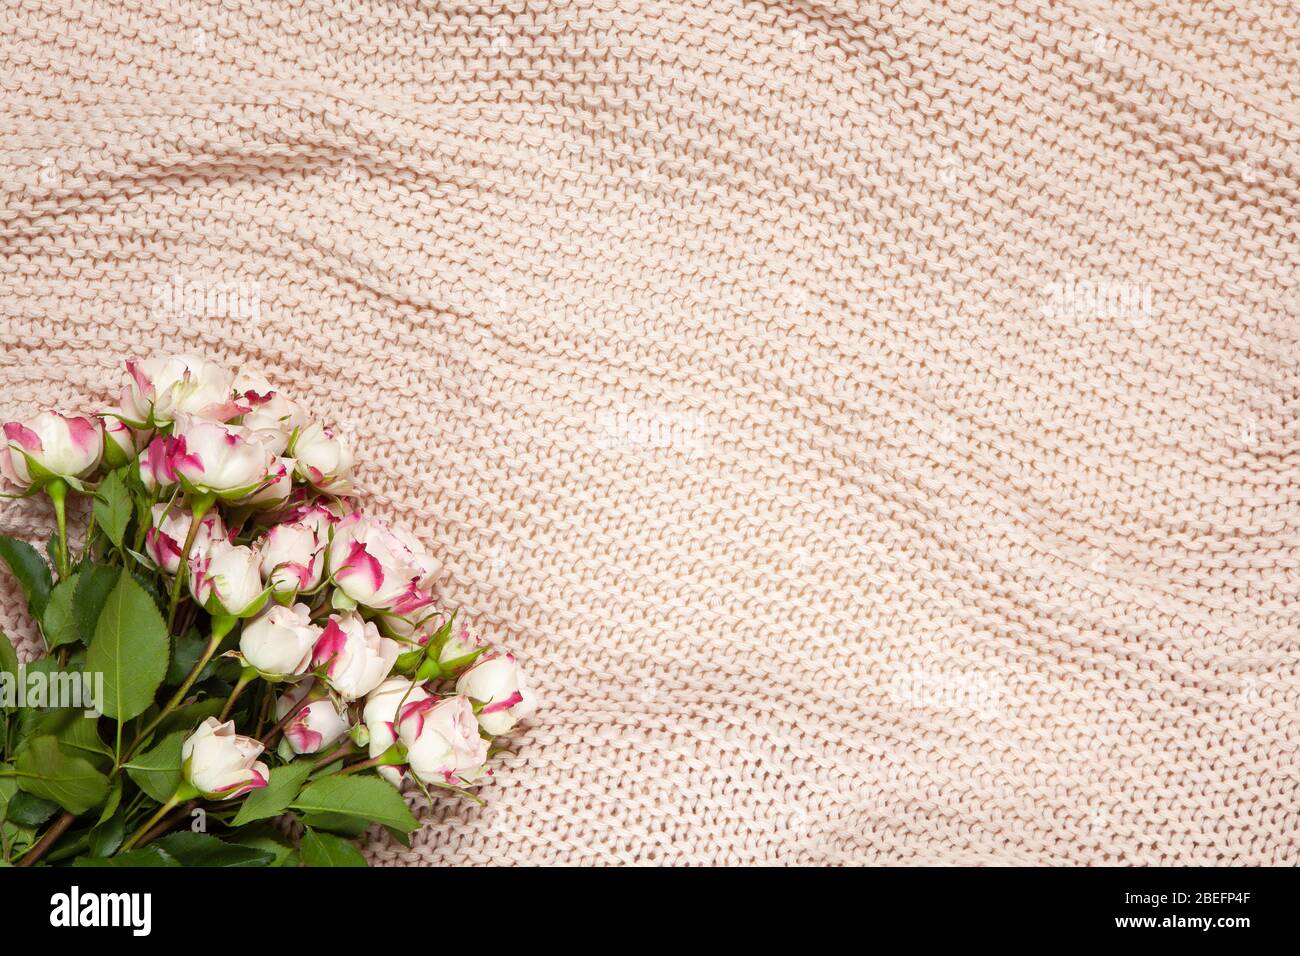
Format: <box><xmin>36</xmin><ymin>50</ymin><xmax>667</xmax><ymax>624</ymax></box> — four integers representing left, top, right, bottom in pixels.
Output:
<box><xmin>0</xmin><ymin>1</ymin><xmax>1296</xmax><ymax>864</ymax></box>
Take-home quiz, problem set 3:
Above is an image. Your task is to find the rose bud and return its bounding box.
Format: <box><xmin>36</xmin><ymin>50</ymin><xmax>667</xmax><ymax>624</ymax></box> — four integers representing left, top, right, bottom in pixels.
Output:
<box><xmin>1</xmin><ymin>412</ymin><xmax>103</xmax><ymax>492</ymax></box>
<box><xmin>170</xmin><ymin>414</ymin><xmax>275</xmax><ymax>499</ymax></box>
<box><xmin>328</xmin><ymin>513</ymin><xmax>435</xmax><ymax>614</ymax></box>
<box><xmin>363</xmin><ymin>678</ymin><xmax>432</xmax><ymax>784</ymax></box>
<box><xmin>287</xmin><ymin>502</ymin><xmax>340</xmax><ymax>536</ymax></box>
<box><xmin>138</xmin><ymin>435</ymin><xmax>182</xmax><ymax>493</ymax></box>
<box><xmin>272</xmin><ymin>501</ymin><xmax>339</xmax><ymax>543</ymax></box>
<box><xmin>189</xmin><ymin>538</ymin><xmax>268</xmax><ymax>618</ymax></box>
<box><xmin>276</xmin><ymin>682</ymin><xmax>350</xmax><ymax>755</ymax></box>
<box><xmin>101</xmin><ymin>415</ymin><xmax>147</xmax><ymax>470</ymax></box>
<box><xmin>290</xmin><ymin>422</ymin><xmax>354</xmax><ymax>492</ymax></box>
<box><xmin>392</xmin><ymin>527</ymin><xmax>441</xmax><ymax>592</ymax></box>
<box><xmin>256</xmin><ymin>519</ymin><xmax>325</xmax><ymax>596</ymax></box>
<box><xmin>311</xmin><ymin>611</ymin><xmax>400</xmax><ymax>699</ymax></box>
<box><xmin>144</xmin><ymin>503</ymin><xmax>226</xmax><ymax>575</ymax></box>
<box><xmin>117</xmin><ymin>354</ymin><xmax>241</xmax><ymax>428</ymax></box>
<box><xmin>437</xmin><ymin>621</ymin><xmax>489</xmax><ymax>674</ymax></box>
<box><xmin>399</xmin><ymin>695</ymin><xmax>490</xmax><ymax>787</ymax></box>
<box><xmin>456</xmin><ymin>653</ymin><xmax>537</xmax><ymax>735</ymax></box>
<box><xmin>235</xmin><ymin>375</ymin><xmax>307</xmax><ymax>456</ymax></box>
<box><xmin>378</xmin><ymin>606</ymin><xmax>442</xmax><ymax>643</ymax></box>
<box><xmin>237</xmin><ymin>456</ymin><xmax>293</xmax><ymax>508</ymax></box>
<box><xmin>182</xmin><ymin>717</ymin><xmax>270</xmax><ymax>799</ymax></box>
<box><xmin>238</xmin><ymin>603</ymin><xmax>320</xmax><ymax>678</ymax></box>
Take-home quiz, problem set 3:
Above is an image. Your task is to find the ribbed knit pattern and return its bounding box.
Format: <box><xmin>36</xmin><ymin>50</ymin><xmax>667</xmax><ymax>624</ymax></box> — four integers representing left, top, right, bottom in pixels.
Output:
<box><xmin>1</xmin><ymin>1</ymin><xmax>1297</xmax><ymax>864</ymax></box>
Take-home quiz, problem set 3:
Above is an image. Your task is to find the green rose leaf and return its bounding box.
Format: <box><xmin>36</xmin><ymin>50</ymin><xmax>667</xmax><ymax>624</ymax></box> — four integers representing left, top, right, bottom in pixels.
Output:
<box><xmin>0</xmin><ymin>765</ymin><xmax>37</xmax><ymax>860</ymax></box>
<box><xmin>14</xmin><ymin>735</ymin><xmax>109</xmax><ymax>815</ymax></box>
<box><xmin>97</xmin><ymin>776</ymin><xmax>123</xmax><ymax>825</ymax></box>
<box><xmin>152</xmin><ymin>832</ymin><xmax>276</xmax><ymax>868</ymax></box>
<box><xmin>124</xmin><ymin>731</ymin><xmax>185</xmax><ymax>803</ymax></box>
<box><xmin>40</xmin><ymin>573</ymin><xmax>82</xmax><ymax>649</ymax></box>
<box><xmin>0</xmin><ymin>628</ymin><xmax>19</xmax><ymax>689</ymax></box>
<box><xmin>126</xmin><ymin>569</ymin><xmax>167</xmax><ymax>616</ymax></box>
<box><xmin>298</xmin><ymin>811</ymin><xmax>370</xmax><ymax>837</ymax></box>
<box><xmin>0</xmin><ymin>536</ymin><xmax>53</xmax><ymax>618</ymax></box>
<box><xmin>290</xmin><ymin>775</ymin><xmax>419</xmax><ymax>834</ymax></box>
<box><xmin>3</xmin><ymin>791</ymin><xmax>59</xmax><ymax>828</ymax></box>
<box><xmin>45</xmin><ymin>532</ymin><xmax>59</xmax><ymax>578</ymax></box>
<box><xmin>39</xmin><ymin>710</ymin><xmax>112</xmax><ymax>765</ymax></box>
<box><xmin>232</xmin><ymin>760</ymin><xmax>315</xmax><ymax>826</ymax></box>
<box><xmin>73</xmin><ymin>564</ymin><xmax>122</xmax><ymax>645</ymax></box>
<box><xmin>226</xmin><ymin>828</ymin><xmax>298</xmax><ymax>867</ymax></box>
<box><xmin>165</xmin><ymin>628</ymin><xmax>220</xmax><ymax>687</ymax></box>
<box><xmin>85</xmin><ymin>572</ymin><xmax>169</xmax><ymax>722</ymax></box>
<box><xmin>87</xmin><ymin>809</ymin><xmax>126</xmax><ymax>858</ymax></box>
<box><xmin>92</xmin><ymin>469</ymin><xmax>133</xmax><ymax>549</ymax></box>
<box><xmin>301</xmin><ymin>828</ymin><xmax>368</xmax><ymax>867</ymax></box>
<box><xmin>72</xmin><ymin>846</ymin><xmax>178</xmax><ymax>867</ymax></box>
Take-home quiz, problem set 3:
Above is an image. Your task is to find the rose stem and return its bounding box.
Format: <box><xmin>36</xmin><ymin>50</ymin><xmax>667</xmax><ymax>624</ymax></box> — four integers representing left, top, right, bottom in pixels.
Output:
<box><xmin>165</xmin><ymin>493</ymin><xmax>214</xmax><ymax>631</ymax></box>
<box><xmin>218</xmin><ymin>666</ymin><xmax>258</xmax><ymax>721</ymax></box>
<box><xmin>121</xmin><ymin>614</ymin><xmax>235</xmax><ymax>765</ymax></box>
<box><xmin>119</xmin><ymin>794</ymin><xmax>181</xmax><ymax>853</ymax></box>
<box><xmin>16</xmin><ymin>811</ymin><xmax>76</xmax><ymax>868</ymax></box>
<box><xmin>46</xmin><ymin>479</ymin><xmax>71</xmax><ymax>581</ymax></box>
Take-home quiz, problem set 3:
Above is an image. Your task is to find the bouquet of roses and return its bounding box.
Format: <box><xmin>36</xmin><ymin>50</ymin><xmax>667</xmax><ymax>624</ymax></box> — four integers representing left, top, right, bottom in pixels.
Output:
<box><xmin>0</xmin><ymin>355</ymin><xmax>535</xmax><ymax>867</ymax></box>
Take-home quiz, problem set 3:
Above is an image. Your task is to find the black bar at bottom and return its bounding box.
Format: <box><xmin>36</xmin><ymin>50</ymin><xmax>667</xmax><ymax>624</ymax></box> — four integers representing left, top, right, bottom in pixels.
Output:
<box><xmin>0</xmin><ymin>865</ymin><xmax>1291</xmax><ymax>944</ymax></box>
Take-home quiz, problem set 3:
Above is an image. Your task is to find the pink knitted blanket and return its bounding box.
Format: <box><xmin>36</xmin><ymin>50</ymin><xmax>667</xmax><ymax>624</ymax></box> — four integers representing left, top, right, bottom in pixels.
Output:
<box><xmin>1</xmin><ymin>1</ymin><xmax>1296</xmax><ymax>864</ymax></box>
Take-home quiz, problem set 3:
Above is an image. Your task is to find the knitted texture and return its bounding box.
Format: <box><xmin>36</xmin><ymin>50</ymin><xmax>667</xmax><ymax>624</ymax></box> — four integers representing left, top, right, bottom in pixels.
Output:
<box><xmin>1</xmin><ymin>1</ymin><xmax>1297</xmax><ymax>865</ymax></box>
